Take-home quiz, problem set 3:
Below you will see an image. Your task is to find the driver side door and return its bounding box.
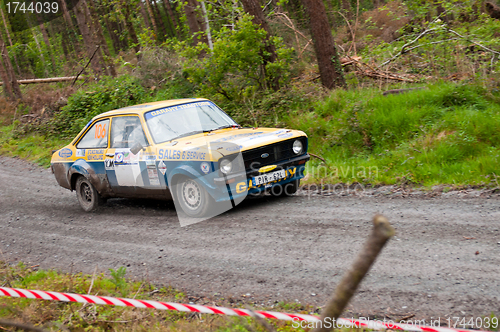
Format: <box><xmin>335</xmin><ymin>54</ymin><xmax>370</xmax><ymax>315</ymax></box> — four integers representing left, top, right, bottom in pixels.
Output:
<box><xmin>105</xmin><ymin>115</ymin><xmax>166</xmax><ymax>196</ymax></box>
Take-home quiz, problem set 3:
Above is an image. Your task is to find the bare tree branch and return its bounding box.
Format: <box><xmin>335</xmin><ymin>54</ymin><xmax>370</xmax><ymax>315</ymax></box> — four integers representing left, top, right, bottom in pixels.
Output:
<box><xmin>447</xmin><ymin>28</ymin><xmax>500</xmax><ymax>56</ymax></box>
<box><xmin>313</xmin><ymin>215</ymin><xmax>395</xmax><ymax>332</ymax></box>
<box><xmin>0</xmin><ymin>320</ymin><xmax>47</xmax><ymax>332</ymax></box>
<box><xmin>380</xmin><ymin>27</ymin><xmax>440</xmax><ymax>67</ymax></box>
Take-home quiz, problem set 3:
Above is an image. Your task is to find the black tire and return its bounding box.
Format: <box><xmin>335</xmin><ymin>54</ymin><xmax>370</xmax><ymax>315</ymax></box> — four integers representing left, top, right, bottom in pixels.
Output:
<box><xmin>75</xmin><ymin>176</ymin><xmax>105</xmax><ymax>212</ymax></box>
<box><xmin>175</xmin><ymin>176</ymin><xmax>212</xmax><ymax>217</ymax></box>
<box><xmin>272</xmin><ymin>179</ymin><xmax>300</xmax><ymax>197</ymax></box>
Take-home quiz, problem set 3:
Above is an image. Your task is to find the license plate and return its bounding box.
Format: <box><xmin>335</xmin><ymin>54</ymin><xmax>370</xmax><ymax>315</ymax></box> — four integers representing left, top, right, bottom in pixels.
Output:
<box><xmin>252</xmin><ymin>169</ymin><xmax>286</xmax><ymax>186</ymax></box>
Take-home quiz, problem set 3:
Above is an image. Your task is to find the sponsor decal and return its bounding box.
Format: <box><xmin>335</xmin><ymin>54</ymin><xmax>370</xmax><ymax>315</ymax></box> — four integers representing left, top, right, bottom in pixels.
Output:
<box><xmin>58</xmin><ymin>148</ymin><xmax>72</xmax><ymax>158</ymax></box>
<box><xmin>104</xmin><ymin>159</ymin><xmax>114</xmax><ymax>169</ymax></box>
<box><xmin>277</xmin><ymin>132</ymin><xmax>293</xmax><ymax>138</ymax></box>
<box><xmin>145</xmin><ymin>101</ymin><xmax>212</xmax><ymax>119</ymax></box>
<box><xmin>236</xmin><ymin>183</ymin><xmax>246</xmax><ymax>193</ymax></box>
<box><xmin>213</xmin><ymin>132</ymin><xmax>263</xmax><ymax>143</ymax></box>
<box><xmin>158</xmin><ymin>160</ymin><xmax>167</xmax><ymax>175</ymax></box>
<box><xmin>158</xmin><ymin>149</ymin><xmax>206</xmax><ymax>160</ymax></box>
<box><xmin>76</xmin><ymin>149</ymin><xmax>86</xmax><ymax>157</ymax></box>
<box><xmin>147</xmin><ymin>167</ymin><xmax>160</xmax><ymax>186</ymax></box>
<box><xmin>114</xmin><ymin>150</ymin><xmax>138</xmax><ymax>165</ymax></box>
<box><xmin>115</xmin><ymin>152</ymin><xmax>124</xmax><ymax>163</ymax></box>
<box><xmin>200</xmin><ymin>162</ymin><xmax>210</xmax><ymax>174</ymax></box>
<box><xmin>225</xmin><ymin>145</ymin><xmax>242</xmax><ymax>152</ymax></box>
<box><xmin>59</xmin><ymin>148</ymin><xmax>73</xmax><ymax>158</ymax></box>
<box><xmin>146</xmin><ymin>157</ymin><xmax>160</xmax><ymax>185</ymax></box>
<box><xmin>258</xmin><ymin>165</ymin><xmax>277</xmax><ymax>173</ymax></box>
<box><xmin>87</xmin><ymin>149</ymin><xmax>104</xmax><ymax>161</ymax></box>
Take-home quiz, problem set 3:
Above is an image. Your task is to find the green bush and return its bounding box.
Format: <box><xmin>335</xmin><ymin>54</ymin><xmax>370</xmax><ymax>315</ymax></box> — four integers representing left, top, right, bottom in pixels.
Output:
<box><xmin>52</xmin><ymin>75</ymin><xmax>147</xmax><ymax>138</ymax></box>
<box><xmin>176</xmin><ymin>14</ymin><xmax>294</xmax><ymax>102</ymax></box>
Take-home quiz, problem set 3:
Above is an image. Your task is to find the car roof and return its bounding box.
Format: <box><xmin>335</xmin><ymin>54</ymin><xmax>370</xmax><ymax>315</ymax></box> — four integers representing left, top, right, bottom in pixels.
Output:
<box><xmin>94</xmin><ymin>98</ymin><xmax>209</xmax><ymax>119</ymax></box>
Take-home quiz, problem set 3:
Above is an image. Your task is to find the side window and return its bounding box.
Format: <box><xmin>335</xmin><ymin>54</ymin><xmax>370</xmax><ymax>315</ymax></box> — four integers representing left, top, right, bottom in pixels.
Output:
<box><xmin>110</xmin><ymin>116</ymin><xmax>148</xmax><ymax>149</ymax></box>
<box><xmin>76</xmin><ymin>119</ymin><xmax>109</xmax><ymax>149</ymax></box>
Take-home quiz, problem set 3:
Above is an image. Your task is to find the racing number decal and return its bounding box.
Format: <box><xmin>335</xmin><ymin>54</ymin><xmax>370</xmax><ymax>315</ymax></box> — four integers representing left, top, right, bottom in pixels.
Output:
<box><xmin>95</xmin><ymin>123</ymin><xmax>107</xmax><ymax>139</ymax></box>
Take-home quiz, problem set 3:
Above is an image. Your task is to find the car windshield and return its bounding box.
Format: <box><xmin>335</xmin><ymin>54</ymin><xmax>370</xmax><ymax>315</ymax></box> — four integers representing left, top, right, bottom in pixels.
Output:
<box><xmin>144</xmin><ymin>101</ymin><xmax>238</xmax><ymax>144</ymax></box>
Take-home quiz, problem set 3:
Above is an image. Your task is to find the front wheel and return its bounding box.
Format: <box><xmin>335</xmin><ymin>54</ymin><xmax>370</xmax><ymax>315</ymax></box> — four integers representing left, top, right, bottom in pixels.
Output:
<box><xmin>75</xmin><ymin>176</ymin><xmax>105</xmax><ymax>212</ymax></box>
<box><xmin>175</xmin><ymin>176</ymin><xmax>213</xmax><ymax>218</ymax></box>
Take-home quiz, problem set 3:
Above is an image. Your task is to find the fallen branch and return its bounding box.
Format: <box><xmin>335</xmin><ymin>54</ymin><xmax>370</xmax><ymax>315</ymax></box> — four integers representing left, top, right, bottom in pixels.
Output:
<box><xmin>0</xmin><ymin>76</ymin><xmax>83</xmax><ymax>86</ymax></box>
<box><xmin>0</xmin><ymin>319</ymin><xmax>47</xmax><ymax>332</ymax></box>
<box><xmin>380</xmin><ymin>27</ymin><xmax>440</xmax><ymax>67</ymax></box>
<box><xmin>309</xmin><ymin>153</ymin><xmax>326</xmax><ymax>163</ymax></box>
<box><xmin>343</xmin><ymin>56</ymin><xmax>416</xmax><ymax>82</ymax></box>
<box><xmin>337</xmin><ymin>11</ymin><xmax>356</xmax><ymax>54</ymax></box>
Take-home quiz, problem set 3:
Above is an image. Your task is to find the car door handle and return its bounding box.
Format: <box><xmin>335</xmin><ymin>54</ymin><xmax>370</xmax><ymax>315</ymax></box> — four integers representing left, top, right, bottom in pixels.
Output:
<box><xmin>106</xmin><ymin>153</ymin><xmax>114</xmax><ymax>157</ymax></box>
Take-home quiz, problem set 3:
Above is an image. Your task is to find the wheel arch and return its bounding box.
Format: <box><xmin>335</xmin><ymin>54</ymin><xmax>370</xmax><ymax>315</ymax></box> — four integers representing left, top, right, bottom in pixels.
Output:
<box><xmin>168</xmin><ymin>165</ymin><xmax>216</xmax><ymax>200</ymax></box>
<box><xmin>68</xmin><ymin>160</ymin><xmax>112</xmax><ymax>197</ymax></box>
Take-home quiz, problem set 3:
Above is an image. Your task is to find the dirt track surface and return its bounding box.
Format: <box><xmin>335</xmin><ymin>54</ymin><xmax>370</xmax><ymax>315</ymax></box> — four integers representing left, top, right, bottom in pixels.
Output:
<box><xmin>1</xmin><ymin>156</ymin><xmax>499</xmax><ymax>321</ymax></box>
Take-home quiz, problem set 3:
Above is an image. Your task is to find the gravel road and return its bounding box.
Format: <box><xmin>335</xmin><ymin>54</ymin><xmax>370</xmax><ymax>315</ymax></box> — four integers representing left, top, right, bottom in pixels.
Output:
<box><xmin>1</xmin><ymin>156</ymin><xmax>499</xmax><ymax>322</ymax></box>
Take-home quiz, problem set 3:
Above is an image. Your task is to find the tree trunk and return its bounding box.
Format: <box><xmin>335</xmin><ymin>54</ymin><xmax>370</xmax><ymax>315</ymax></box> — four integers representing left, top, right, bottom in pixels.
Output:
<box><xmin>60</xmin><ymin>0</ymin><xmax>82</xmax><ymax>56</ymax></box>
<box><xmin>37</xmin><ymin>19</ymin><xmax>57</xmax><ymax>74</ymax></box>
<box><xmin>101</xmin><ymin>8</ymin><xmax>121</xmax><ymax>54</ymax></box>
<box><xmin>240</xmin><ymin>0</ymin><xmax>279</xmax><ymax>90</ymax></box>
<box><xmin>0</xmin><ymin>36</ymin><xmax>21</xmax><ymax>100</ymax></box>
<box><xmin>144</xmin><ymin>0</ymin><xmax>158</xmax><ymax>37</ymax></box>
<box><xmin>86</xmin><ymin>0</ymin><xmax>116</xmax><ymax>76</ymax></box>
<box><xmin>301</xmin><ymin>0</ymin><xmax>346</xmax><ymax>89</ymax></box>
<box><xmin>74</xmin><ymin>0</ymin><xmax>104</xmax><ymax>75</ymax></box>
<box><xmin>122</xmin><ymin>1</ymin><xmax>141</xmax><ymax>57</ymax></box>
<box><xmin>139</xmin><ymin>1</ymin><xmax>152</xmax><ymax>32</ymax></box>
<box><xmin>183</xmin><ymin>0</ymin><xmax>207</xmax><ymax>45</ymax></box>
<box><xmin>0</xmin><ymin>7</ymin><xmax>21</xmax><ymax>76</ymax></box>
<box><xmin>116</xmin><ymin>20</ymin><xmax>127</xmax><ymax>51</ymax></box>
<box><xmin>162</xmin><ymin>0</ymin><xmax>180</xmax><ymax>38</ymax></box>
<box><xmin>152</xmin><ymin>0</ymin><xmax>168</xmax><ymax>40</ymax></box>
<box><xmin>0</xmin><ymin>52</ymin><xmax>13</xmax><ymax>99</ymax></box>
<box><xmin>200</xmin><ymin>0</ymin><xmax>213</xmax><ymax>49</ymax></box>
<box><xmin>25</xmin><ymin>16</ymin><xmax>50</xmax><ymax>77</ymax></box>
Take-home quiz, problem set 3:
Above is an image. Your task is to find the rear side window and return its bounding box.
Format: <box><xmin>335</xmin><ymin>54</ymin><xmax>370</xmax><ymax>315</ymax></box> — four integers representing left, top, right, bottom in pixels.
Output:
<box><xmin>76</xmin><ymin>119</ymin><xmax>110</xmax><ymax>149</ymax></box>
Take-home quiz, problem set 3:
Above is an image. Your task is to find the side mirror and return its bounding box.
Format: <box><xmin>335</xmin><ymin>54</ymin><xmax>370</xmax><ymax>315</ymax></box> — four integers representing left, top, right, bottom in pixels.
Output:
<box><xmin>130</xmin><ymin>142</ymin><xmax>144</xmax><ymax>155</ymax></box>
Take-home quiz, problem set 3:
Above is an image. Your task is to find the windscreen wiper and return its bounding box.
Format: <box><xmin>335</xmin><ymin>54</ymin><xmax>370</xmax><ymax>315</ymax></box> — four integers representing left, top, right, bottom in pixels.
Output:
<box><xmin>170</xmin><ymin>130</ymin><xmax>204</xmax><ymax>141</ymax></box>
<box><xmin>209</xmin><ymin>124</ymin><xmax>241</xmax><ymax>132</ymax></box>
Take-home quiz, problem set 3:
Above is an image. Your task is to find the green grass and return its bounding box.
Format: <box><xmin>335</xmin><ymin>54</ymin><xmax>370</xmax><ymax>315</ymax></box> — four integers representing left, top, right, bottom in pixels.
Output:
<box><xmin>0</xmin><ymin>125</ymin><xmax>69</xmax><ymax>167</ymax></box>
<box><xmin>0</xmin><ymin>261</ymin><xmax>313</xmax><ymax>331</ymax></box>
<box><xmin>285</xmin><ymin>81</ymin><xmax>500</xmax><ymax>187</ymax></box>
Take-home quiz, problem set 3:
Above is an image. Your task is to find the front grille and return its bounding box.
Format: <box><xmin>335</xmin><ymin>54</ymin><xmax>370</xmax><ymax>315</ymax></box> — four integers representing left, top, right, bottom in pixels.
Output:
<box><xmin>242</xmin><ymin>137</ymin><xmax>307</xmax><ymax>171</ymax></box>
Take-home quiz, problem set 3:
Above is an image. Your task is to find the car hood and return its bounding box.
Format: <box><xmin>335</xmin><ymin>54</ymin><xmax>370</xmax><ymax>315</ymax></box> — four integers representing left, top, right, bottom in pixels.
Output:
<box><xmin>156</xmin><ymin>127</ymin><xmax>306</xmax><ymax>158</ymax></box>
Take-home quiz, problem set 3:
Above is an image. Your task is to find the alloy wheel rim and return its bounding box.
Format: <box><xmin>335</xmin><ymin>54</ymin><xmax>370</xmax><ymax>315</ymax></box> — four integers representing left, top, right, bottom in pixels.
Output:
<box><xmin>81</xmin><ymin>183</ymin><xmax>92</xmax><ymax>202</ymax></box>
<box><xmin>182</xmin><ymin>180</ymin><xmax>201</xmax><ymax>210</ymax></box>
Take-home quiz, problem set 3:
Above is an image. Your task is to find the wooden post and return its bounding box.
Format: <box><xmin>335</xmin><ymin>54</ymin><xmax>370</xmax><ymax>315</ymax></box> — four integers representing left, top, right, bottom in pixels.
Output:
<box><xmin>313</xmin><ymin>215</ymin><xmax>395</xmax><ymax>332</ymax></box>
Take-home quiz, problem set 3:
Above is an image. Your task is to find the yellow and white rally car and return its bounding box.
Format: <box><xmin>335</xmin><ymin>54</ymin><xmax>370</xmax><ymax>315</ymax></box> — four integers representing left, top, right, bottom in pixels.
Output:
<box><xmin>51</xmin><ymin>99</ymin><xmax>310</xmax><ymax>217</ymax></box>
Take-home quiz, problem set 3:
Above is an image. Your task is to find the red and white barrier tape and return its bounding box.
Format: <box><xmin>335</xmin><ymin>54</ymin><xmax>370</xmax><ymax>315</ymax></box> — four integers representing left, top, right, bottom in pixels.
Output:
<box><xmin>0</xmin><ymin>287</ymin><xmax>487</xmax><ymax>332</ymax></box>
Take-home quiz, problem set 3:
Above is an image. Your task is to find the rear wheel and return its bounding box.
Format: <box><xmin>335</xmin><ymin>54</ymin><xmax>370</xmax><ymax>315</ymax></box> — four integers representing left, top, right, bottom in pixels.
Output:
<box><xmin>75</xmin><ymin>176</ymin><xmax>105</xmax><ymax>212</ymax></box>
<box><xmin>175</xmin><ymin>176</ymin><xmax>212</xmax><ymax>217</ymax></box>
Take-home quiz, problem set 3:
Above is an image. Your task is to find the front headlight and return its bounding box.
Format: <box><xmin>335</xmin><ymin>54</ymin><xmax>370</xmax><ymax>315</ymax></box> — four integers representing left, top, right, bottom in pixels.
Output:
<box><xmin>220</xmin><ymin>159</ymin><xmax>233</xmax><ymax>174</ymax></box>
<box><xmin>292</xmin><ymin>140</ymin><xmax>303</xmax><ymax>154</ymax></box>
